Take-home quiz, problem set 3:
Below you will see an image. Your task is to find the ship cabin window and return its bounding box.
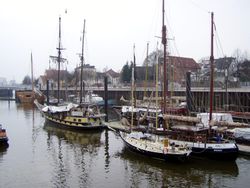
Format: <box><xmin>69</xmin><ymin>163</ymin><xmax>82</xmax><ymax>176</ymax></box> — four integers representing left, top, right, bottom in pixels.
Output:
<box><xmin>78</xmin><ymin>119</ymin><xmax>81</xmax><ymax>122</ymax></box>
<box><xmin>73</xmin><ymin>118</ymin><xmax>76</xmax><ymax>121</ymax></box>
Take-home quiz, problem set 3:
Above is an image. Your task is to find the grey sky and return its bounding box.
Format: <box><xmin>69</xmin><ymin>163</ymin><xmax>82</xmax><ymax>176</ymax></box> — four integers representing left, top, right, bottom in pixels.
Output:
<box><xmin>0</xmin><ymin>0</ymin><xmax>249</xmax><ymax>83</ymax></box>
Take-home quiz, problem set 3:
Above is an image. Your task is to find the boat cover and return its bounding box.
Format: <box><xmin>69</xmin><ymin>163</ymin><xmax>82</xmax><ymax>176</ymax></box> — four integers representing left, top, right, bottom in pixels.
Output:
<box><xmin>42</xmin><ymin>103</ymin><xmax>78</xmax><ymax>113</ymax></box>
<box><xmin>128</xmin><ymin>132</ymin><xmax>151</xmax><ymax>139</ymax></box>
<box><xmin>197</xmin><ymin>113</ymin><xmax>234</xmax><ymax>127</ymax></box>
<box><xmin>122</xmin><ymin>105</ymin><xmax>162</xmax><ymax>114</ymax></box>
<box><xmin>231</xmin><ymin>128</ymin><xmax>250</xmax><ymax>140</ymax></box>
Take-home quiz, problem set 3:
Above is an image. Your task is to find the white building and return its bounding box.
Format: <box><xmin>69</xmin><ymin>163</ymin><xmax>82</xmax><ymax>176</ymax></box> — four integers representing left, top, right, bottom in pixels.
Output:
<box><xmin>0</xmin><ymin>77</ymin><xmax>7</xmax><ymax>86</ymax></box>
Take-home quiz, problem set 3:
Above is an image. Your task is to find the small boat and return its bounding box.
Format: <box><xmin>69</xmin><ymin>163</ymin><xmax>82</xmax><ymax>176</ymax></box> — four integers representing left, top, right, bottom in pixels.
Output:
<box><xmin>73</xmin><ymin>91</ymin><xmax>104</xmax><ymax>105</ymax></box>
<box><xmin>119</xmin><ymin>131</ymin><xmax>191</xmax><ymax>162</ymax></box>
<box><xmin>0</xmin><ymin>124</ymin><xmax>8</xmax><ymax>146</ymax></box>
<box><xmin>16</xmin><ymin>53</ymin><xmax>45</xmax><ymax>104</ymax></box>
<box><xmin>15</xmin><ymin>89</ymin><xmax>45</xmax><ymax>104</ymax></box>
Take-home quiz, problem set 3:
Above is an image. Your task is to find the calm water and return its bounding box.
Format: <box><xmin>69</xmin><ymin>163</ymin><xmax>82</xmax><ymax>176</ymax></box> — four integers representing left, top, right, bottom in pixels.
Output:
<box><xmin>1</xmin><ymin>101</ymin><xmax>250</xmax><ymax>188</ymax></box>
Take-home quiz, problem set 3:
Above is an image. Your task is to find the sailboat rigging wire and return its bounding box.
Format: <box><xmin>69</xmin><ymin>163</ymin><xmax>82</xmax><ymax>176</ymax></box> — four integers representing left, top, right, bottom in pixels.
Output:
<box><xmin>146</xmin><ymin>0</ymin><xmax>160</xmax><ymax>46</ymax></box>
<box><xmin>214</xmin><ymin>23</ymin><xmax>225</xmax><ymax>57</ymax></box>
<box><xmin>187</xmin><ymin>0</ymin><xmax>210</xmax><ymax>14</ymax></box>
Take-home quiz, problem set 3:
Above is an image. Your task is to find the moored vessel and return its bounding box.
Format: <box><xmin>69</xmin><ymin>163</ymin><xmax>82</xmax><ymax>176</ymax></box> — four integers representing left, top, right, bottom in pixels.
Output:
<box><xmin>120</xmin><ymin>131</ymin><xmax>191</xmax><ymax>162</ymax></box>
<box><xmin>0</xmin><ymin>124</ymin><xmax>8</xmax><ymax>146</ymax></box>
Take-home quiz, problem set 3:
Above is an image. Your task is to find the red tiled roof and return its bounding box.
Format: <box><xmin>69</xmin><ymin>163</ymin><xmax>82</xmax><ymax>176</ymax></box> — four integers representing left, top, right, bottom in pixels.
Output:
<box><xmin>160</xmin><ymin>56</ymin><xmax>200</xmax><ymax>83</ymax></box>
<box><xmin>106</xmin><ymin>69</ymin><xmax>120</xmax><ymax>78</ymax></box>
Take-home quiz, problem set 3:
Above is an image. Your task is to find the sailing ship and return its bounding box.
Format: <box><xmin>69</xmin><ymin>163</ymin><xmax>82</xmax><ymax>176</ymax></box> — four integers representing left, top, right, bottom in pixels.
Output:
<box><xmin>119</xmin><ymin>131</ymin><xmax>191</xmax><ymax>162</ymax></box>
<box><xmin>35</xmin><ymin>18</ymin><xmax>106</xmax><ymax>131</ymax></box>
<box><xmin>16</xmin><ymin>53</ymin><xmax>45</xmax><ymax>104</ymax></box>
<box><xmin>161</xmin><ymin>12</ymin><xmax>239</xmax><ymax>161</ymax></box>
<box><xmin>121</xmin><ymin>6</ymin><xmax>239</xmax><ymax>161</ymax></box>
<box><xmin>119</xmin><ymin>7</ymin><xmax>191</xmax><ymax>162</ymax></box>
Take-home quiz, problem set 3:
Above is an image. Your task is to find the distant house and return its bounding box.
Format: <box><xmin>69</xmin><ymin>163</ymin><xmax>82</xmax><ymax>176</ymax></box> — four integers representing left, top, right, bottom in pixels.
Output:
<box><xmin>75</xmin><ymin>64</ymin><xmax>96</xmax><ymax>87</ymax></box>
<box><xmin>167</xmin><ymin>56</ymin><xmax>200</xmax><ymax>84</ymax></box>
<box><xmin>125</xmin><ymin>56</ymin><xmax>199</xmax><ymax>88</ymax></box>
<box><xmin>37</xmin><ymin>69</ymin><xmax>69</xmax><ymax>90</ymax></box>
<box><xmin>142</xmin><ymin>51</ymin><xmax>200</xmax><ymax>86</ymax></box>
<box><xmin>9</xmin><ymin>80</ymin><xmax>16</xmax><ymax>86</ymax></box>
<box><xmin>105</xmin><ymin>69</ymin><xmax>120</xmax><ymax>87</ymax></box>
<box><xmin>215</xmin><ymin>57</ymin><xmax>237</xmax><ymax>83</ymax></box>
<box><xmin>159</xmin><ymin>56</ymin><xmax>200</xmax><ymax>85</ymax></box>
<box><xmin>94</xmin><ymin>72</ymin><xmax>105</xmax><ymax>87</ymax></box>
<box><xmin>37</xmin><ymin>75</ymin><xmax>47</xmax><ymax>90</ymax></box>
<box><xmin>0</xmin><ymin>77</ymin><xmax>7</xmax><ymax>86</ymax></box>
<box><xmin>199</xmin><ymin>57</ymin><xmax>238</xmax><ymax>87</ymax></box>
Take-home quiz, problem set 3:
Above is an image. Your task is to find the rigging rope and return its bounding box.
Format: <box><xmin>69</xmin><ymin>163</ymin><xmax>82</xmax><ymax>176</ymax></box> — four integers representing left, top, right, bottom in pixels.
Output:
<box><xmin>214</xmin><ymin>23</ymin><xmax>225</xmax><ymax>57</ymax></box>
<box><xmin>187</xmin><ymin>0</ymin><xmax>210</xmax><ymax>14</ymax></box>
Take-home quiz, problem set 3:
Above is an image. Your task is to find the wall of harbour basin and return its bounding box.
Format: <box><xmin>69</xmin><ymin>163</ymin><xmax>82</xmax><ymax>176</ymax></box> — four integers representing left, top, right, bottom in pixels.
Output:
<box><xmin>43</xmin><ymin>88</ymin><xmax>250</xmax><ymax>112</ymax></box>
<box><xmin>1</xmin><ymin>87</ymin><xmax>249</xmax><ymax>112</ymax></box>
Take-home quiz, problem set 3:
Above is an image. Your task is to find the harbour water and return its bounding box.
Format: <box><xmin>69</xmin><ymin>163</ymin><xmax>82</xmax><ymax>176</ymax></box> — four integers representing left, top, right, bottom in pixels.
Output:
<box><xmin>0</xmin><ymin>100</ymin><xmax>250</xmax><ymax>188</ymax></box>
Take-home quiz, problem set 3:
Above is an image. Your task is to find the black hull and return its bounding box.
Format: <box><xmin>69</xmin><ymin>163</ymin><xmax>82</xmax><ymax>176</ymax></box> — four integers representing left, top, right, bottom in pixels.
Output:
<box><xmin>45</xmin><ymin>117</ymin><xmax>106</xmax><ymax>131</ymax></box>
<box><xmin>191</xmin><ymin>147</ymin><xmax>239</xmax><ymax>161</ymax></box>
<box><xmin>0</xmin><ymin>138</ymin><xmax>9</xmax><ymax>147</ymax></box>
<box><xmin>120</xmin><ymin>136</ymin><xmax>189</xmax><ymax>163</ymax></box>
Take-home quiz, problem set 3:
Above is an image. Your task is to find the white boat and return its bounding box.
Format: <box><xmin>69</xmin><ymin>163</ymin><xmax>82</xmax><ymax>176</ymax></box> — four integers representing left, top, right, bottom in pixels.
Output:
<box><xmin>120</xmin><ymin>131</ymin><xmax>191</xmax><ymax>162</ymax></box>
<box><xmin>73</xmin><ymin>91</ymin><xmax>104</xmax><ymax>105</ymax></box>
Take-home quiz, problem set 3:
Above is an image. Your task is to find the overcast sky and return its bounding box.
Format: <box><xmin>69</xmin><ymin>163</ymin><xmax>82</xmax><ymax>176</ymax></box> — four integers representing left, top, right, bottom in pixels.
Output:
<box><xmin>0</xmin><ymin>0</ymin><xmax>249</xmax><ymax>83</ymax></box>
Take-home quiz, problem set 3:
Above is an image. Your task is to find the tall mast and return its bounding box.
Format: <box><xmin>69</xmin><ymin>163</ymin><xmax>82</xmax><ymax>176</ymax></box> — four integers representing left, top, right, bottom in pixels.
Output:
<box><xmin>133</xmin><ymin>44</ymin><xmax>136</xmax><ymax>107</ymax></box>
<box><xmin>57</xmin><ymin>16</ymin><xmax>62</xmax><ymax>102</ymax></box>
<box><xmin>209</xmin><ymin>12</ymin><xmax>214</xmax><ymax>125</ymax></box>
<box><xmin>31</xmin><ymin>52</ymin><xmax>34</xmax><ymax>92</ymax></box>
<box><xmin>131</xmin><ymin>45</ymin><xmax>136</xmax><ymax>128</ymax></box>
<box><xmin>155</xmin><ymin>42</ymin><xmax>159</xmax><ymax>129</ymax></box>
<box><xmin>162</xmin><ymin>0</ymin><xmax>167</xmax><ymax>114</ymax></box>
<box><xmin>49</xmin><ymin>16</ymin><xmax>66</xmax><ymax>104</ymax></box>
<box><xmin>144</xmin><ymin>42</ymin><xmax>149</xmax><ymax>99</ymax></box>
<box><xmin>80</xmin><ymin>19</ymin><xmax>86</xmax><ymax>104</ymax></box>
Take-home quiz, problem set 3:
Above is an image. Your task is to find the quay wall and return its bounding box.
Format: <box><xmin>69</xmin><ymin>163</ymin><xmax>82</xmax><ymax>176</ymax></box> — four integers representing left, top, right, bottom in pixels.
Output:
<box><xmin>1</xmin><ymin>87</ymin><xmax>250</xmax><ymax>112</ymax></box>
<box><xmin>43</xmin><ymin>86</ymin><xmax>250</xmax><ymax>112</ymax></box>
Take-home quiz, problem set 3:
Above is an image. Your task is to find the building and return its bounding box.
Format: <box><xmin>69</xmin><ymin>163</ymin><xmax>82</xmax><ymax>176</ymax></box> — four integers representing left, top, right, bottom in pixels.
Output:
<box><xmin>75</xmin><ymin>64</ymin><xmax>96</xmax><ymax>87</ymax></box>
<box><xmin>0</xmin><ymin>77</ymin><xmax>7</xmax><ymax>86</ymax></box>
<box><xmin>105</xmin><ymin>69</ymin><xmax>120</xmax><ymax>87</ymax></box>
<box><xmin>198</xmin><ymin>57</ymin><xmax>238</xmax><ymax>87</ymax></box>
<box><xmin>37</xmin><ymin>69</ymin><xmax>69</xmax><ymax>90</ymax></box>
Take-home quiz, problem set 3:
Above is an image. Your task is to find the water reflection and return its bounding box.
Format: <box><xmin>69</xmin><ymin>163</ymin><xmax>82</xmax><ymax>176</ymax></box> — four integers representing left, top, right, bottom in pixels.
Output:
<box><xmin>0</xmin><ymin>145</ymin><xmax>9</xmax><ymax>159</ymax></box>
<box><xmin>1</xmin><ymin>100</ymin><xmax>248</xmax><ymax>188</ymax></box>
<box><xmin>118</xmin><ymin>148</ymin><xmax>239</xmax><ymax>188</ymax></box>
<box><xmin>104</xmin><ymin>129</ymin><xmax>110</xmax><ymax>173</ymax></box>
<box><xmin>43</xmin><ymin>122</ymin><xmax>104</xmax><ymax>187</ymax></box>
<box><xmin>44</xmin><ymin>123</ymin><xmax>103</xmax><ymax>146</ymax></box>
<box><xmin>16</xmin><ymin>103</ymin><xmax>36</xmax><ymax>119</ymax></box>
